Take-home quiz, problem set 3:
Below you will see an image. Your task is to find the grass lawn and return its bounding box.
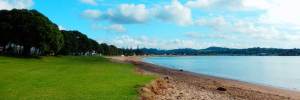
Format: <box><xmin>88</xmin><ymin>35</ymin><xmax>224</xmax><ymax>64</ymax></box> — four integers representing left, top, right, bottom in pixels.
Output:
<box><xmin>0</xmin><ymin>56</ymin><xmax>154</xmax><ymax>100</ymax></box>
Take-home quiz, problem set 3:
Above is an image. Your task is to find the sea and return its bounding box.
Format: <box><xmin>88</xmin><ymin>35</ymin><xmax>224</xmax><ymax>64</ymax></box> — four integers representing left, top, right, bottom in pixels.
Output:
<box><xmin>143</xmin><ymin>56</ymin><xmax>300</xmax><ymax>91</ymax></box>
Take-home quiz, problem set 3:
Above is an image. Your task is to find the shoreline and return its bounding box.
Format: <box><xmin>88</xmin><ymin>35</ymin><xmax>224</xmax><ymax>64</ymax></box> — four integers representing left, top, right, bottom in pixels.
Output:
<box><xmin>108</xmin><ymin>56</ymin><xmax>300</xmax><ymax>100</ymax></box>
<box><xmin>142</xmin><ymin>56</ymin><xmax>300</xmax><ymax>92</ymax></box>
<box><xmin>144</xmin><ymin>59</ymin><xmax>300</xmax><ymax>92</ymax></box>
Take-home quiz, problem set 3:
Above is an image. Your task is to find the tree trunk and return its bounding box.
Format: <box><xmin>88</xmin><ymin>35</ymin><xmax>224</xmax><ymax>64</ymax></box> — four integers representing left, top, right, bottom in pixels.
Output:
<box><xmin>23</xmin><ymin>45</ymin><xmax>31</xmax><ymax>56</ymax></box>
<box><xmin>0</xmin><ymin>44</ymin><xmax>3</xmax><ymax>54</ymax></box>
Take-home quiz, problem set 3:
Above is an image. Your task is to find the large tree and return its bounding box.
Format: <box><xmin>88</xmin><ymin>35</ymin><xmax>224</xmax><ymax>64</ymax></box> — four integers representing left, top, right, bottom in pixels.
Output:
<box><xmin>59</xmin><ymin>30</ymin><xmax>98</xmax><ymax>55</ymax></box>
<box><xmin>0</xmin><ymin>9</ymin><xmax>64</xmax><ymax>56</ymax></box>
<box><xmin>0</xmin><ymin>10</ymin><xmax>12</xmax><ymax>49</ymax></box>
<box><xmin>0</xmin><ymin>9</ymin><xmax>126</xmax><ymax>56</ymax></box>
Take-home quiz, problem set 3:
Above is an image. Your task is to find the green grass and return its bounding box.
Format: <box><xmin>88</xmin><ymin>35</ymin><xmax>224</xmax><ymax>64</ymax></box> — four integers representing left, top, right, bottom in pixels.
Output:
<box><xmin>0</xmin><ymin>56</ymin><xmax>154</xmax><ymax>100</ymax></box>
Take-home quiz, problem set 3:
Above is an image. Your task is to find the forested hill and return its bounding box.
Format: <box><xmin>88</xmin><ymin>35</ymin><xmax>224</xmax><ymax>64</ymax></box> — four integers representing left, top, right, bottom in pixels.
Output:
<box><xmin>0</xmin><ymin>9</ymin><xmax>124</xmax><ymax>56</ymax></box>
<box><xmin>138</xmin><ymin>47</ymin><xmax>300</xmax><ymax>56</ymax></box>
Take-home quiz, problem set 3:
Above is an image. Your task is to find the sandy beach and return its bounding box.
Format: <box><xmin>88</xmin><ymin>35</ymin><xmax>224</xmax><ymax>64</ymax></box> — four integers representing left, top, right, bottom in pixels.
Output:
<box><xmin>109</xmin><ymin>56</ymin><xmax>300</xmax><ymax>100</ymax></box>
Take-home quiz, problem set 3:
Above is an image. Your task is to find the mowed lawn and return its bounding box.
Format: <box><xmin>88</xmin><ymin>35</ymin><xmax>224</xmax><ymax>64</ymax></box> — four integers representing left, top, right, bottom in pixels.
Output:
<box><xmin>0</xmin><ymin>56</ymin><xmax>154</xmax><ymax>100</ymax></box>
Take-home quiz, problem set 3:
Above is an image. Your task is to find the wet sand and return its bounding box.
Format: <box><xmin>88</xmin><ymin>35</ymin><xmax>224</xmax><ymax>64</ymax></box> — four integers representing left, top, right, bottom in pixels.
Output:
<box><xmin>108</xmin><ymin>56</ymin><xmax>300</xmax><ymax>100</ymax></box>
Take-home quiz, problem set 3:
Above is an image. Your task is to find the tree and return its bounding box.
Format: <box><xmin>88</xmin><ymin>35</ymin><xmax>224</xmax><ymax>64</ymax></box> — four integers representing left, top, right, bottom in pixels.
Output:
<box><xmin>99</xmin><ymin>43</ymin><xmax>110</xmax><ymax>55</ymax></box>
<box><xmin>0</xmin><ymin>9</ymin><xmax>125</xmax><ymax>56</ymax></box>
<box><xmin>0</xmin><ymin>9</ymin><xmax>64</xmax><ymax>56</ymax></box>
<box><xmin>59</xmin><ymin>30</ymin><xmax>100</xmax><ymax>55</ymax></box>
<box><xmin>0</xmin><ymin>10</ymin><xmax>12</xmax><ymax>52</ymax></box>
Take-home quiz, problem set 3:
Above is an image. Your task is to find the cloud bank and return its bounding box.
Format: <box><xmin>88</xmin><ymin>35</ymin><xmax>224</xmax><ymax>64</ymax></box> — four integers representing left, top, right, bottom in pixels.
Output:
<box><xmin>0</xmin><ymin>0</ymin><xmax>34</xmax><ymax>10</ymax></box>
<box><xmin>80</xmin><ymin>0</ymin><xmax>300</xmax><ymax>49</ymax></box>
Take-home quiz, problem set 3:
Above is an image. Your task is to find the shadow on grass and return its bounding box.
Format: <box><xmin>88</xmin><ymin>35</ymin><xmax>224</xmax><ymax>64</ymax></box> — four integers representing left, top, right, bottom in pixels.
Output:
<box><xmin>0</xmin><ymin>54</ymin><xmax>42</xmax><ymax>59</ymax></box>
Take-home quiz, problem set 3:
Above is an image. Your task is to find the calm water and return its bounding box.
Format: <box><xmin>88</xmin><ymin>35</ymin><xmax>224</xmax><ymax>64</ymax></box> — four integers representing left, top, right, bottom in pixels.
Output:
<box><xmin>143</xmin><ymin>56</ymin><xmax>300</xmax><ymax>91</ymax></box>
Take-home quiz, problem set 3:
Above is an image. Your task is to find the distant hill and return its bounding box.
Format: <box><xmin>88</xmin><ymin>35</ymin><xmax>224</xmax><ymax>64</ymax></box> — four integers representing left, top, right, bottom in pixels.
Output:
<box><xmin>137</xmin><ymin>47</ymin><xmax>300</xmax><ymax>56</ymax></box>
<box><xmin>202</xmin><ymin>47</ymin><xmax>231</xmax><ymax>51</ymax></box>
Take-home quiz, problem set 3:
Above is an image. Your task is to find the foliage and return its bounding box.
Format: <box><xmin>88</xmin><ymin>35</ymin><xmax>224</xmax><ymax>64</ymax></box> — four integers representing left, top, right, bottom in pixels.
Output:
<box><xmin>58</xmin><ymin>30</ymin><xmax>123</xmax><ymax>56</ymax></box>
<box><xmin>0</xmin><ymin>9</ymin><xmax>63</xmax><ymax>56</ymax></box>
<box><xmin>0</xmin><ymin>9</ymin><xmax>125</xmax><ymax>56</ymax></box>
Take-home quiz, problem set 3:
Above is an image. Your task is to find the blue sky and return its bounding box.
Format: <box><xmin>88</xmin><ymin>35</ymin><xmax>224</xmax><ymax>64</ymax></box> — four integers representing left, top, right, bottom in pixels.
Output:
<box><xmin>2</xmin><ymin>0</ymin><xmax>300</xmax><ymax>49</ymax></box>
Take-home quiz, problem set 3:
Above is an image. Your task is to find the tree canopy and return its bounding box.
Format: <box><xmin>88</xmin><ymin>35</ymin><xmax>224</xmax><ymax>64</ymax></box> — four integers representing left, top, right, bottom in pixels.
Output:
<box><xmin>0</xmin><ymin>9</ymin><xmax>63</xmax><ymax>56</ymax></box>
<box><xmin>0</xmin><ymin>9</ymin><xmax>139</xmax><ymax>57</ymax></box>
<box><xmin>58</xmin><ymin>30</ymin><xmax>123</xmax><ymax>56</ymax></box>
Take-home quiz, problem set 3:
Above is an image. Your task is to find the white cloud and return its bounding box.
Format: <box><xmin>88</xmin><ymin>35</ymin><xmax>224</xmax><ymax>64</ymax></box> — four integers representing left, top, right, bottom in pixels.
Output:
<box><xmin>0</xmin><ymin>0</ymin><xmax>34</xmax><ymax>10</ymax></box>
<box><xmin>92</xmin><ymin>24</ymin><xmax>127</xmax><ymax>33</ymax></box>
<box><xmin>186</xmin><ymin>0</ymin><xmax>219</xmax><ymax>9</ymax></box>
<box><xmin>184</xmin><ymin>32</ymin><xmax>235</xmax><ymax>40</ymax></box>
<box><xmin>188</xmin><ymin>0</ymin><xmax>300</xmax><ymax>46</ymax></box>
<box><xmin>195</xmin><ymin>17</ymin><xmax>284</xmax><ymax>40</ymax></box>
<box><xmin>112</xmin><ymin>35</ymin><xmax>157</xmax><ymax>48</ymax></box>
<box><xmin>209</xmin><ymin>34</ymin><xmax>236</xmax><ymax>40</ymax></box>
<box><xmin>81</xmin><ymin>9</ymin><xmax>101</xmax><ymax>20</ymax></box>
<box><xmin>186</xmin><ymin>0</ymin><xmax>300</xmax><ymax>26</ymax></box>
<box><xmin>104</xmin><ymin>24</ymin><xmax>126</xmax><ymax>33</ymax></box>
<box><xmin>170</xmin><ymin>39</ymin><xmax>200</xmax><ymax>48</ymax></box>
<box><xmin>77</xmin><ymin>0</ymin><xmax>300</xmax><ymax>48</ymax></box>
<box><xmin>80</xmin><ymin>0</ymin><xmax>97</xmax><ymax>6</ymax></box>
<box><xmin>109</xmin><ymin>34</ymin><xmax>255</xmax><ymax>49</ymax></box>
<box><xmin>184</xmin><ymin>32</ymin><xmax>202</xmax><ymax>38</ymax></box>
<box><xmin>111</xmin><ymin>35</ymin><xmax>203</xmax><ymax>49</ymax></box>
<box><xmin>194</xmin><ymin>16</ymin><xmax>290</xmax><ymax>41</ymax></box>
<box><xmin>58</xmin><ymin>25</ymin><xmax>66</xmax><ymax>30</ymax></box>
<box><xmin>155</xmin><ymin>0</ymin><xmax>192</xmax><ymax>25</ymax></box>
<box><xmin>103</xmin><ymin>4</ymin><xmax>149</xmax><ymax>24</ymax></box>
<box><xmin>195</xmin><ymin>16</ymin><xmax>228</xmax><ymax>30</ymax></box>
<box><xmin>185</xmin><ymin>0</ymin><xmax>272</xmax><ymax>11</ymax></box>
<box><xmin>81</xmin><ymin>0</ymin><xmax>192</xmax><ymax>26</ymax></box>
<box><xmin>81</xmin><ymin>4</ymin><xmax>149</xmax><ymax>24</ymax></box>
<box><xmin>241</xmin><ymin>0</ymin><xmax>272</xmax><ymax>10</ymax></box>
<box><xmin>259</xmin><ymin>0</ymin><xmax>300</xmax><ymax>26</ymax></box>
<box><xmin>233</xmin><ymin>20</ymin><xmax>281</xmax><ymax>40</ymax></box>
<box><xmin>215</xmin><ymin>19</ymin><xmax>300</xmax><ymax>44</ymax></box>
<box><xmin>184</xmin><ymin>0</ymin><xmax>300</xmax><ymax>48</ymax></box>
<box><xmin>249</xmin><ymin>0</ymin><xmax>300</xmax><ymax>45</ymax></box>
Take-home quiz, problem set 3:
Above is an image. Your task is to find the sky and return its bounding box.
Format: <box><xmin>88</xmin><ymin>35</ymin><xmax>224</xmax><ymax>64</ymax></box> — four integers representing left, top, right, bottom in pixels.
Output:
<box><xmin>1</xmin><ymin>0</ymin><xmax>300</xmax><ymax>49</ymax></box>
